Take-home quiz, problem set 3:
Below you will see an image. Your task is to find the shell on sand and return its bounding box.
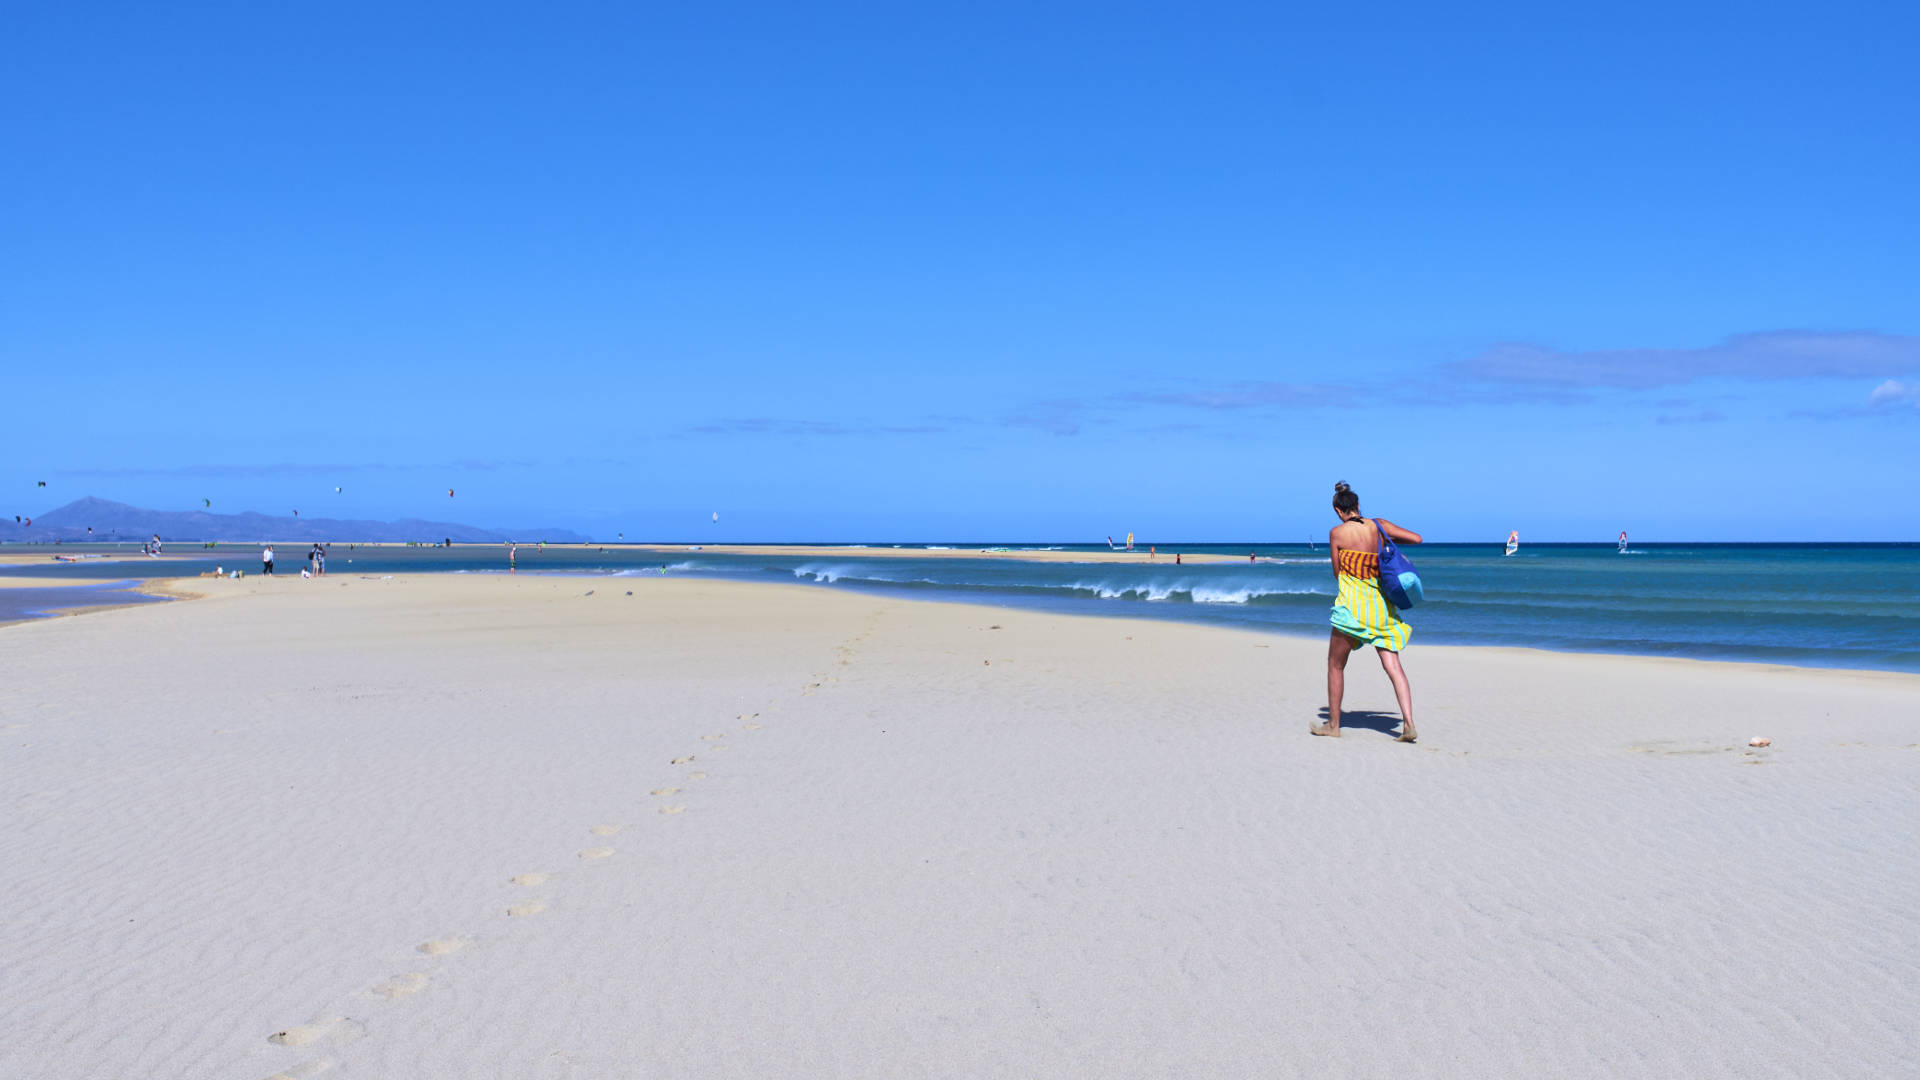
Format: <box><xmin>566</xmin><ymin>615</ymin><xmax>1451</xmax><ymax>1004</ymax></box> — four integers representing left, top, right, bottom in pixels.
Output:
<box><xmin>1749</xmin><ymin>736</ymin><xmax>1772</xmax><ymax>747</ymax></box>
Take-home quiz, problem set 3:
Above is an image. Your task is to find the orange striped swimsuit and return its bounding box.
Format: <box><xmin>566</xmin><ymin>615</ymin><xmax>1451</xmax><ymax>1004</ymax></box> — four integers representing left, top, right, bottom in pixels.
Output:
<box><xmin>1331</xmin><ymin>539</ymin><xmax>1411</xmax><ymax>651</ymax></box>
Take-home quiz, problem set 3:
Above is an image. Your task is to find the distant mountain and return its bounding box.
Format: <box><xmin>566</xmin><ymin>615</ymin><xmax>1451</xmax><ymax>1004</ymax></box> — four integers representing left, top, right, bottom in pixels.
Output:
<box><xmin>0</xmin><ymin>497</ymin><xmax>589</xmax><ymax>544</ymax></box>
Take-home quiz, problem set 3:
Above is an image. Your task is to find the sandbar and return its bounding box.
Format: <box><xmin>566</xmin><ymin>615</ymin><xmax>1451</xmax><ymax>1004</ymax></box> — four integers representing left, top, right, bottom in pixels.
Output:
<box><xmin>630</xmin><ymin>543</ymin><xmax>1253</xmax><ymax>563</ymax></box>
<box><xmin>1</xmin><ymin>573</ymin><xmax>1914</xmax><ymax>1077</ymax></box>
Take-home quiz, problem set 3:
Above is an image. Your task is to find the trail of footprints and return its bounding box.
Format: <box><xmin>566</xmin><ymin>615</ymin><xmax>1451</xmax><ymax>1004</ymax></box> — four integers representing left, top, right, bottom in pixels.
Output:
<box><xmin>262</xmin><ymin>633</ymin><xmax>866</xmax><ymax>1077</ymax></box>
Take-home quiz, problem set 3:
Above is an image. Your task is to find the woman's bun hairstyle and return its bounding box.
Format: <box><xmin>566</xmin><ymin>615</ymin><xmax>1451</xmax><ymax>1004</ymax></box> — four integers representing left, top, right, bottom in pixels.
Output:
<box><xmin>1332</xmin><ymin>481</ymin><xmax>1360</xmax><ymax>514</ymax></box>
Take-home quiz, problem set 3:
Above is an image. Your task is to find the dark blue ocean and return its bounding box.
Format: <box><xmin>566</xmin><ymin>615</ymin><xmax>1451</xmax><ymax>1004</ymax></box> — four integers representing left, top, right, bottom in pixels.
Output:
<box><xmin>5</xmin><ymin>542</ymin><xmax>1918</xmax><ymax>672</ymax></box>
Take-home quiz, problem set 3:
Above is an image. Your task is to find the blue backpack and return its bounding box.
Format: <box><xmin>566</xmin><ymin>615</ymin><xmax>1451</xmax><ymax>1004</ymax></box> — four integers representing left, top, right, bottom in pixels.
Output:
<box><xmin>1374</xmin><ymin>520</ymin><xmax>1423</xmax><ymax>608</ymax></box>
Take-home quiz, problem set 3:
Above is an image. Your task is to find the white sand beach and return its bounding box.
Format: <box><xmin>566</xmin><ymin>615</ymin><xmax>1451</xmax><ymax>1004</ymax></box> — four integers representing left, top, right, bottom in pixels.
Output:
<box><xmin>2</xmin><ymin>574</ymin><xmax>1915</xmax><ymax>1079</ymax></box>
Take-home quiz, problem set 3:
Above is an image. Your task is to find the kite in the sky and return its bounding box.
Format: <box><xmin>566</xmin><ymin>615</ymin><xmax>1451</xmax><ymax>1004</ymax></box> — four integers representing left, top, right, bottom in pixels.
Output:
<box><xmin>712</xmin><ymin>511</ymin><xmax>719</xmax><ymax>523</ymax></box>
<box><xmin>203</xmin><ymin>498</ymin><xmax>211</xmax><ymax>508</ymax></box>
<box><xmin>448</xmin><ymin>489</ymin><xmax>455</xmax><ymax>498</ymax></box>
<box><xmin>293</xmin><ymin>509</ymin><xmax>300</xmax><ymax>517</ymax></box>
<box><xmin>334</xmin><ymin>487</ymin><xmax>342</xmax><ymax>493</ymax></box>
<box><xmin>37</xmin><ymin>481</ymin><xmax>46</xmax><ymax>487</ymax></box>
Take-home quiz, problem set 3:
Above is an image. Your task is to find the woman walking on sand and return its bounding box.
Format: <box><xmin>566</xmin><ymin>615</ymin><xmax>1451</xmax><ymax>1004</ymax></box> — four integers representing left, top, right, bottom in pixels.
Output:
<box><xmin>1315</xmin><ymin>481</ymin><xmax>1422</xmax><ymax>742</ymax></box>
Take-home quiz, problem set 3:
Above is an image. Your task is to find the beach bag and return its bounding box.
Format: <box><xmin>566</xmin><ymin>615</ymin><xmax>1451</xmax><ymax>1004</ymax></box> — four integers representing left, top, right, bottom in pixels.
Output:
<box><xmin>1375</xmin><ymin>520</ymin><xmax>1423</xmax><ymax>608</ymax></box>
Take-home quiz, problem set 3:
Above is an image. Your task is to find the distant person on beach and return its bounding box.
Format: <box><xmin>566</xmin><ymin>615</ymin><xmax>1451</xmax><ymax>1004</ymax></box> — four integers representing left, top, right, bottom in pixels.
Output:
<box><xmin>508</xmin><ymin>542</ymin><xmax>517</xmax><ymax>572</ymax></box>
<box><xmin>262</xmin><ymin>545</ymin><xmax>275</xmax><ymax>575</ymax></box>
<box><xmin>1316</xmin><ymin>481</ymin><xmax>1422</xmax><ymax>742</ymax></box>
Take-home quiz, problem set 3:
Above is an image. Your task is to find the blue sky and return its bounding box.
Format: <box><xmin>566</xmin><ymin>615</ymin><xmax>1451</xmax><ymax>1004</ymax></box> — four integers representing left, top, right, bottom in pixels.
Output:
<box><xmin>5</xmin><ymin>3</ymin><xmax>1916</xmax><ymax>541</ymax></box>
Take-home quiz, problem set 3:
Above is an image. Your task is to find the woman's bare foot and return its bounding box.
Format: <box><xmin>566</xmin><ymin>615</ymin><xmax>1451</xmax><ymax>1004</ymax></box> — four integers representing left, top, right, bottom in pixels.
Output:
<box><xmin>1310</xmin><ymin>723</ymin><xmax>1340</xmax><ymax>737</ymax></box>
<box><xmin>1395</xmin><ymin>724</ymin><xmax>1418</xmax><ymax>743</ymax></box>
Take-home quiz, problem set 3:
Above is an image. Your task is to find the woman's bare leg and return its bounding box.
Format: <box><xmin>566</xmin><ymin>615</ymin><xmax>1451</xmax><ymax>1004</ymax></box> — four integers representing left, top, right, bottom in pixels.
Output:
<box><xmin>1377</xmin><ymin>648</ymin><xmax>1416</xmax><ymax>742</ymax></box>
<box><xmin>1315</xmin><ymin>630</ymin><xmax>1354</xmax><ymax>736</ymax></box>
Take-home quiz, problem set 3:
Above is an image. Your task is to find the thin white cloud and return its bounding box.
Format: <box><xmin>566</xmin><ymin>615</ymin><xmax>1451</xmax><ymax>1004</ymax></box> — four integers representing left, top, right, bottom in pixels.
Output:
<box><xmin>1869</xmin><ymin>379</ymin><xmax>1918</xmax><ymax>407</ymax></box>
<box><xmin>1450</xmin><ymin>330</ymin><xmax>1920</xmax><ymax>389</ymax></box>
<box><xmin>56</xmin><ymin>460</ymin><xmax>540</xmax><ymax>479</ymax></box>
<box><xmin>677</xmin><ymin>331</ymin><xmax>1920</xmax><ymax>440</ymax></box>
<box><xmin>1120</xmin><ymin>381</ymin><xmax>1349</xmax><ymax>410</ymax></box>
<box><xmin>685</xmin><ymin>418</ymin><xmax>950</xmax><ymax>436</ymax></box>
<box><xmin>1655</xmin><ymin>408</ymin><xmax>1727</xmax><ymax>425</ymax></box>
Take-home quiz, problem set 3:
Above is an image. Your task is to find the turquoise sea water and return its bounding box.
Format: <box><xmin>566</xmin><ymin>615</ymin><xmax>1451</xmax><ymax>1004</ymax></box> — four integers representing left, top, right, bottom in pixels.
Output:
<box><xmin>5</xmin><ymin>542</ymin><xmax>1918</xmax><ymax>672</ymax></box>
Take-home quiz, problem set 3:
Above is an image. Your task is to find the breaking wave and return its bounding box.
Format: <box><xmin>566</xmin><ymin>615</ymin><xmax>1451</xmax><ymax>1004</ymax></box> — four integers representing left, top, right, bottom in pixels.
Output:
<box><xmin>789</xmin><ymin>562</ymin><xmax>1327</xmax><ymax>604</ymax></box>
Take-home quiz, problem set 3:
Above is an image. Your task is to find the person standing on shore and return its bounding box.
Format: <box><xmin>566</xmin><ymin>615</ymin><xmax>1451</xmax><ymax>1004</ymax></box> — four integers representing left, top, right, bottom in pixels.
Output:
<box><xmin>1315</xmin><ymin>481</ymin><xmax>1422</xmax><ymax>742</ymax></box>
<box><xmin>262</xmin><ymin>544</ymin><xmax>275</xmax><ymax>575</ymax></box>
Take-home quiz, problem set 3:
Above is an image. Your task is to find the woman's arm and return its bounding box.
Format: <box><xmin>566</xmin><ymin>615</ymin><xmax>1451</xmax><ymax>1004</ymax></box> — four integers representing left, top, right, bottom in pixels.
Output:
<box><xmin>1376</xmin><ymin>518</ymin><xmax>1423</xmax><ymax>544</ymax></box>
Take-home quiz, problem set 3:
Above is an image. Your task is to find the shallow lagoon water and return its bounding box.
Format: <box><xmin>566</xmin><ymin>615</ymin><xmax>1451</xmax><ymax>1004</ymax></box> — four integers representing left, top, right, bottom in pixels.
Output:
<box><xmin>0</xmin><ymin>579</ymin><xmax>169</xmax><ymax>624</ymax></box>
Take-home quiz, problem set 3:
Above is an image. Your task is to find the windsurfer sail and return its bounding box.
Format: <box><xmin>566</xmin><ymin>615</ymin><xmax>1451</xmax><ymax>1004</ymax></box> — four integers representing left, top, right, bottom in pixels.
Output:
<box><xmin>1618</xmin><ymin>530</ymin><xmax>1628</xmax><ymax>553</ymax></box>
<box><xmin>1125</xmin><ymin>532</ymin><xmax>1134</xmax><ymax>551</ymax></box>
<box><xmin>1504</xmin><ymin>530</ymin><xmax>1519</xmax><ymax>557</ymax></box>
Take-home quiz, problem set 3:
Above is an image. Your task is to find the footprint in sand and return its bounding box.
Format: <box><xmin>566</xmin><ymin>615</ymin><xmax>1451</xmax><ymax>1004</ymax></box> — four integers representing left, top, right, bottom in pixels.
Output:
<box><xmin>659</xmin><ymin>805</ymin><xmax>686</xmax><ymax>815</ymax></box>
<box><xmin>417</xmin><ymin>937</ymin><xmax>466</xmax><ymax>956</ymax></box>
<box><xmin>743</xmin><ymin>723</ymin><xmax>763</xmax><ymax>731</ymax></box>
<box><xmin>578</xmin><ymin>847</ymin><xmax>615</xmax><ymax>859</ymax></box>
<box><xmin>589</xmin><ymin>824</ymin><xmax>623</xmax><ymax>836</ymax></box>
<box><xmin>671</xmin><ymin>756</ymin><xmax>695</xmax><ymax>765</ymax></box>
<box><xmin>687</xmin><ymin>771</ymin><xmax>708</xmax><ymax>780</ymax></box>
<box><xmin>507</xmin><ymin>901</ymin><xmax>547</xmax><ymax>917</ymax></box>
<box><xmin>651</xmin><ymin>787</ymin><xmax>678</xmax><ymax>796</ymax></box>
<box><xmin>701</xmin><ymin>733</ymin><xmax>726</xmax><ymax>741</ymax></box>
<box><xmin>509</xmin><ymin>873</ymin><xmax>547</xmax><ymax>887</ymax></box>
<box><xmin>737</xmin><ymin>713</ymin><xmax>758</xmax><ymax>721</ymax></box>
<box><xmin>265</xmin><ymin>1060</ymin><xmax>334</xmax><ymax>1080</ymax></box>
<box><xmin>268</xmin><ymin>1017</ymin><xmax>364</xmax><ymax>1047</ymax></box>
<box><xmin>371</xmin><ymin>972</ymin><xmax>427</xmax><ymax>999</ymax></box>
